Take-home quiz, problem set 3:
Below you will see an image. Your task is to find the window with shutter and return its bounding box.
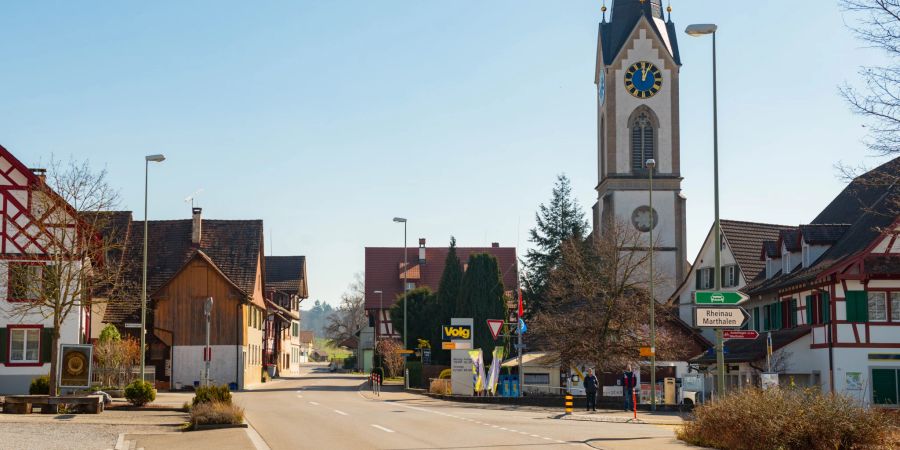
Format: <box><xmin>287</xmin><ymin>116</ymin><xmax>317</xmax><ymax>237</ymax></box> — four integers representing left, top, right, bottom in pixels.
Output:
<box><xmin>846</xmin><ymin>291</ymin><xmax>868</xmax><ymax>323</ymax></box>
<box><xmin>774</xmin><ymin>303</ymin><xmax>783</xmax><ymax>330</ymax></box>
<box><xmin>41</xmin><ymin>328</ymin><xmax>53</xmax><ymax>363</ymax></box>
<box><xmin>822</xmin><ymin>292</ymin><xmax>831</xmax><ymax>323</ymax></box>
<box><xmin>630</xmin><ymin>111</ymin><xmax>656</xmax><ymax>172</ymax></box>
<box><xmin>806</xmin><ymin>295</ymin><xmax>813</xmax><ymax>325</ymax></box>
<box><xmin>789</xmin><ymin>299</ymin><xmax>798</xmax><ymax>328</ymax></box>
<box><xmin>754</xmin><ymin>307</ymin><xmax>761</xmax><ymax>332</ymax></box>
<box><xmin>0</xmin><ymin>328</ymin><xmax>6</xmax><ymax>363</ymax></box>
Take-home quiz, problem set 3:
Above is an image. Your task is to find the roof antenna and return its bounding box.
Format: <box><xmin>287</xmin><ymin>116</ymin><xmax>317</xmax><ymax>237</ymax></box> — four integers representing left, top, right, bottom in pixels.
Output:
<box><xmin>184</xmin><ymin>188</ymin><xmax>204</xmax><ymax>208</ymax></box>
<box><xmin>601</xmin><ymin>0</ymin><xmax>607</xmax><ymax>23</ymax></box>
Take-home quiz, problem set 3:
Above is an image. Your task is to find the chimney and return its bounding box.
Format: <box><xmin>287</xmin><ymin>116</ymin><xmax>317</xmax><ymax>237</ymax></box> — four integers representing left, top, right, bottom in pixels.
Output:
<box><xmin>418</xmin><ymin>238</ymin><xmax>426</xmax><ymax>264</ymax></box>
<box><xmin>191</xmin><ymin>207</ymin><xmax>202</xmax><ymax>245</ymax></box>
<box><xmin>29</xmin><ymin>168</ymin><xmax>46</xmax><ymax>183</ymax></box>
<box><xmin>491</xmin><ymin>242</ymin><xmax>499</xmax><ymax>248</ymax></box>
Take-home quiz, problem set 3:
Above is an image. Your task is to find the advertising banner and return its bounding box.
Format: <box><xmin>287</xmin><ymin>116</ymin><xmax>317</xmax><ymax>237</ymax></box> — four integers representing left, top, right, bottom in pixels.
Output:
<box><xmin>59</xmin><ymin>344</ymin><xmax>93</xmax><ymax>389</ymax></box>
<box><xmin>449</xmin><ymin>318</ymin><xmax>474</xmax><ymax>395</ymax></box>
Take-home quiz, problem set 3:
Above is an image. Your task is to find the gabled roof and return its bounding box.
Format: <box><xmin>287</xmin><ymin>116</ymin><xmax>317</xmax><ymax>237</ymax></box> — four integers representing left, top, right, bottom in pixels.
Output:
<box><xmin>265</xmin><ymin>255</ymin><xmax>308</xmax><ymax>298</ymax></box>
<box><xmin>799</xmin><ymin>224</ymin><xmax>851</xmax><ymax>246</ymax></box>
<box><xmin>692</xmin><ymin>326</ymin><xmax>811</xmax><ymax>364</ymax></box>
<box><xmin>720</xmin><ymin>220</ymin><xmax>795</xmax><ymax>283</ymax></box>
<box><xmin>598</xmin><ymin>0</ymin><xmax>680</xmax><ymax>67</ymax></box>
<box><xmin>813</xmin><ymin>157</ymin><xmax>900</xmax><ymax>224</ymax></box>
<box><xmin>778</xmin><ymin>229</ymin><xmax>802</xmax><ymax>253</ymax></box>
<box><xmin>298</xmin><ymin>330</ymin><xmax>315</xmax><ymax>345</ymax></box>
<box><xmin>103</xmin><ymin>216</ymin><xmax>265</xmax><ymax>324</ymax></box>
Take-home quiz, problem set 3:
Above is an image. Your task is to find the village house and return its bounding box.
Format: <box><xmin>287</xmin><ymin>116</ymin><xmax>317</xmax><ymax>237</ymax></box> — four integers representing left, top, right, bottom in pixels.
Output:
<box><xmin>264</xmin><ymin>255</ymin><xmax>307</xmax><ymax>377</ymax></box>
<box><xmin>678</xmin><ymin>157</ymin><xmax>900</xmax><ymax>406</ymax></box>
<box><xmin>0</xmin><ymin>146</ymin><xmax>88</xmax><ymax>394</ymax></box>
<box><xmin>104</xmin><ymin>208</ymin><xmax>269</xmax><ymax>390</ymax></box>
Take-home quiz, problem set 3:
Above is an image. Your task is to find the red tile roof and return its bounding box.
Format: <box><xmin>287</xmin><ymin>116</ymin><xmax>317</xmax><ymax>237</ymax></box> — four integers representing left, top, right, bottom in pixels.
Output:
<box><xmin>364</xmin><ymin>245</ymin><xmax>517</xmax><ymax>310</ymax></box>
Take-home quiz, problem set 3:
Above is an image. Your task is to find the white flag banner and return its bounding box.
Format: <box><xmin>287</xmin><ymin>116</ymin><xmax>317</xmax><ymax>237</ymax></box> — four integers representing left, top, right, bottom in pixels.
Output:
<box><xmin>487</xmin><ymin>347</ymin><xmax>503</xmax><ymax>395</ymax></box>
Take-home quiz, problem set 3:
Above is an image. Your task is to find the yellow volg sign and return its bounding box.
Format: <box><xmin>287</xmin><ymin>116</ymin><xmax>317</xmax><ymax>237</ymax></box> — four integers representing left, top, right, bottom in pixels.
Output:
<box><xmin>442</xmin><ymin>325</ymin><xmax>471</xmax><ymax>340</ymax></box>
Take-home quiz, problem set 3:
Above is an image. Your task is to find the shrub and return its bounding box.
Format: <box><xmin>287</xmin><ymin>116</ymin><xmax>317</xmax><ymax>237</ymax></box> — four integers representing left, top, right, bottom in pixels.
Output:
<box><xmin>189</xmin><ymin>401</ymin><xmax>244</xmax><ymax>428</ymax></box>
<box><xmin>29</xmin><ymin>375</ymin><xmax>50</xmax><ymax>395</ymax></box>
<box><xmin>124</xmin><ymin>380</ymin><xmax>156</xmax><ymax>406</ymax></box>
<box><xmin>677</xmin><ymin>388</ymin><xmax>899</xmax><ymax>450</ymax></box>
<box><xmin>192</xmin><ymin>384</ymin><xmax>232</xmax><ymax>406</ymax></box>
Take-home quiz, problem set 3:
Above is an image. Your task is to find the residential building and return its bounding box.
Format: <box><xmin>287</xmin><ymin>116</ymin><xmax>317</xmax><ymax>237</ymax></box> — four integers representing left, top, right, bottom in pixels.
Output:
<box><xmin>0</xmin><ymin>146</ymin><xmax>88</xmax><ymax>393</ymax></box>
<box><xmin>264</xmin><ymin>256</ymin><xmax>308</xmax><ymax>377</ymax></box>
<box><xmin>298</xmin><ymin>330</ymin><xmax>314</xmax><ymax>363</ymax></box>
<box><xmin>687</xmin><ymin>158</ymin><xmax>900</xmax><ymax>405</ymax></box>
<box><xmin>104</xmin><ymin>208</ymin><xmax>268</xmax><ymax>390</ymax></box>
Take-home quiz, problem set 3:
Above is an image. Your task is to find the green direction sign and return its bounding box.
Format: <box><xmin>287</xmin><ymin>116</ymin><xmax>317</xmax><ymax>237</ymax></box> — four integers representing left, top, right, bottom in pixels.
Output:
<box><xmin>695</xmin><ymin>291</ymin><xmax>748</xmax><ymax>305</ymax></box>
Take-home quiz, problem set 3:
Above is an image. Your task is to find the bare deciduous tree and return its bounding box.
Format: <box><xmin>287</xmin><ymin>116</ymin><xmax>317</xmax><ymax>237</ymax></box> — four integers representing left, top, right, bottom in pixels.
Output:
<box><xmin>325</xmin><ymin>272</ymin><xmax>367</xmax><ymax>343</ymax></box>
<box><xmin>530</xmin><ymin>219</ymin><xmax>688</xmax><ymax>371</ymax></box>
<box><xmin>375</xmin><ymin>338</ymin><xmax>404</xmax><ymax>378</ymax></box>
<box><xmin>840</xmin><ymin>0</ymin><xmax>900</xmax><ymax>156</ymax></box>
<box><xmin>4</xmin><ymin>158</ymin><xmax>129</xmax><ymax>395</ymax></box>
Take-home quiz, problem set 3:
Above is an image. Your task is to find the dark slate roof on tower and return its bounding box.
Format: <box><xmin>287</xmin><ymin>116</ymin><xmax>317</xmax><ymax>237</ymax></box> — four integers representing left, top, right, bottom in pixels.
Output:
<box><xmin>599</xmin><ymin>0</ymin><xmax>681</xmax><ymax>66</ymax></box>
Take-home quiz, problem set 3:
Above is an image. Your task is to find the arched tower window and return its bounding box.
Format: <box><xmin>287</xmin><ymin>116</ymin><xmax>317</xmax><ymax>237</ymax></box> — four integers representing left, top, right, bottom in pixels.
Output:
<box><xmin>629</xmin><ymin>108</ymin><xmax>657</xmax><ymax>172</ymax></box>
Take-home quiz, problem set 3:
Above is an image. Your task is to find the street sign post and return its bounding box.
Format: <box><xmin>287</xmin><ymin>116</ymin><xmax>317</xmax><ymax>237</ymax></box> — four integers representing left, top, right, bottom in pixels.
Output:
<box><xmin>487</xmin><ymin>319</ymin><xmax>503</xmax><ymax>340</ymax></box>
<box><xmin>694</xmin><ymin>306</ymin><xmax>750</xmax><ymax>328</ymax></box>
<box><xmin>639</xmin><ymin>346</ymin><xmax>654</xmax><ymax>357</ymax></box>
<box><xmin>723</xmin><ymin>330</ymin><xmax>759</xmax><ymax>340</ymax></box>
<box><xmin>695</xmin><ymin>291</ymin><xmax>748</xmax><ymax>304</ymax></box>
<box><xmin>395</xmin><ymin>349</ymin><xmax>414</xmax><ymax>354</ymax></box>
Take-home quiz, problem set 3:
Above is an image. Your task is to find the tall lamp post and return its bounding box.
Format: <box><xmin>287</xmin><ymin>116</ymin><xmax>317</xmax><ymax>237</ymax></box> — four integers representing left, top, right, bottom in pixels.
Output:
<box><xmin>392</xmin><ymin>217</ymin><xmax>408</xmax><ymax>387</ymax></box>
<box><xmin>373</xmin><ymin>290</ymin><xmax>383</xmax><ymax>372</ymax></box>
<box><xmin>646</xmin><ymin>158</ymin><xmax>657</xmax><ymax>410</ymax></box>
<box><xmin>141</xmin><ymin>154</ymin><xmax>165</xmax><ymax>382</ymax></box>
<box><xmin>685</xmin><ymin>23</ymin><xmax>725</xmax><ymax>396</ymax></box>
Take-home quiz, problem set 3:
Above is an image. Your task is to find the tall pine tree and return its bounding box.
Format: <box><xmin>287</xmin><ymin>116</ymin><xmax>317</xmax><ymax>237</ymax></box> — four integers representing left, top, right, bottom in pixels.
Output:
<box><xmin>434</xmin><ymin>236</ymin><xmax>463</xmax><ymax>364</ymax></box>
<box><xmin>524</xmin><ymin>174</ymin><xmax>588</xmax><ymax>315</ymax></box>
<box><xmin>457</xmin><ymin>253</ymin><xmax>507</xmax><ymax>363</ymax></box>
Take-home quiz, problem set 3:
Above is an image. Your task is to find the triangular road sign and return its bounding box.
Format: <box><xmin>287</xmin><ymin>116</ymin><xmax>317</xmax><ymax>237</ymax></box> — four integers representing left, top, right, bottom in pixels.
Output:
<box><xmin>487</xmin><ymin>319</ymin><xmax>503</xmax><ymax>340</ymax></box>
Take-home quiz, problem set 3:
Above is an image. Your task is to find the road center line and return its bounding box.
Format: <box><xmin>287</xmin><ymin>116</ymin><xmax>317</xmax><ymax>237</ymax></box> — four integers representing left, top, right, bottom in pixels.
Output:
<box><xmin>296</xmin><ymin>394</ymin><xmax>303</xmax><ymax>398</ymax></box>
<box><xmin>371</xmin><ymin>424</ymin><xmax>395</xmax><ymax>433</ymax></box>
<box><xmin>308</xmin><ymin>401</ymin><xmax>320</xmax><ymax>406</ymax></box>
<box><xmin>334</xmin><ymin>409</ymin><xmax>349</xmax><ymax>416</ymax></box>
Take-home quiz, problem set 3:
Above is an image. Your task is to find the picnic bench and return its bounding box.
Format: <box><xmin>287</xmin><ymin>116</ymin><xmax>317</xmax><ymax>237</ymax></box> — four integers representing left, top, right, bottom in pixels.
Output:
<box><xmin>3</xmin><ymin>395</ymin><xmax>103</xmax><ymax>414</ymax></box>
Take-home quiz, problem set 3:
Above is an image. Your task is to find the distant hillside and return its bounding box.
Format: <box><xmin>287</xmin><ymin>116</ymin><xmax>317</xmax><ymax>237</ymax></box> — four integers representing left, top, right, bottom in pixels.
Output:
<box><xmin>300</xmin><ymin>300</ymin><xmax>336</xmax><ymax>338</ymax></box>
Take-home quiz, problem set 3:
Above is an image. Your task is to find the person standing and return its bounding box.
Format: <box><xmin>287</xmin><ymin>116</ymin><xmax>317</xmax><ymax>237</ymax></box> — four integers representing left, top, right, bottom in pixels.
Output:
<box><xmin>622</xmin><ymin>367</ymin><xmax>637</xmax><ymax>411</ymax></box>
<box><xmin>583</xmin><ymin>368</ymin><xmax>599</xmax><ymax>411</ymax></box>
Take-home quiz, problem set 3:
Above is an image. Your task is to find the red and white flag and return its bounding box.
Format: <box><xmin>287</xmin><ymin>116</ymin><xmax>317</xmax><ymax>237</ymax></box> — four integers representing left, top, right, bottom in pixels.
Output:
<box><xmin>517</xmin><ymin>288</ymin><xmax>524</xmax><ymax>318</ymax></box>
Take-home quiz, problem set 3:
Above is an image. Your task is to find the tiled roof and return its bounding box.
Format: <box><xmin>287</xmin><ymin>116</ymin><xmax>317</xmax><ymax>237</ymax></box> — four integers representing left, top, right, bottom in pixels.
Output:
<box><xmin>298</xmin><ymin>330</ymin><xmax>315</xmax><ymax>345</ymax></box>
<box><xmin>364</xmin><ymin>244</ymin><xmax>517</xmax><ymax>310</ymax></box>
<box><xmin>103</xmin><ymin>216</ymin><xmax>264</xmax><ymax>324</ymax></box>
<box><xmin>719</xmin><ymin>220</ymin><xmax>795</xmax><ymax>283</ymax></box>
<box><xmin>813</xmin><ymin>157</ymin><xmax>900</xmax><ymax>224</ymax></box>
<box><xmin>761</xmin><ymin>241</ymin><xmax>780</xmax><ymax>259</ymax></box>
<box><xmin>265</xmin><ymin>256</ymin><xmax>308</xmax><ymax>298</ymax></box>
<box><xmin>693</xmin><ymin>326</ymin><xmax>810</xmax><ymax>364</ymax></box>
<box><xmin>799</xmin><ymin>224</ymin><xmax>851</xmax><ymax>245</ymax></box>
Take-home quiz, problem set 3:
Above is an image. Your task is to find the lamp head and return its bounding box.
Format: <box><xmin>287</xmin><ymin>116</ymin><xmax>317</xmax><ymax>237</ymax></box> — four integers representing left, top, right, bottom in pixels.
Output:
<box><xmin>393</xmin><ymin>217</ymin><xmax>407</xmax><ymax>223</ymax></box>
<box><xmin>685</xmin><ymin>24</ymin><xmax>717</xmax><ymax>36</ymax></box>
<box><xmin>145</xmin><ymin>154</ymin><xmax>166</xmax><ymax>163</ymax></box>
<box><xmin>645</xmin><ymin>158</ymin><xmax>656</xmax><ymax>169</ymax></box>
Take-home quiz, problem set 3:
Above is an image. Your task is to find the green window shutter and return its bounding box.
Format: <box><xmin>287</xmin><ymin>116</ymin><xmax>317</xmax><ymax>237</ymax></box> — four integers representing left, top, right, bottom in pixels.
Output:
<box><xmin>822</xmin><ymin>292</ymin><xmax>831</xmax><ymax>323</ymax></box>
<box><xmin>774</xmin><ymin>303</ymin><xmax>783</xmax><ymax>330</ymax></box>
<box><xmin>0</xmin><ymin>328</ymin><xmax>7</xmax><ymax>362</ymax></box>
<box><xmin>846</xmin><ymin>291</ymin><xmax>867</xmax><ymax>322</ymax></box>
<box><xmin>872</xmin><ymin>369</ymin><xmax>898</xmax><ymax>405</ymax></box>
<box><xmin>805</xmin><ymin>296</ymin><xmax>813</xmax><ymax>325</ymax></box>
<box><xmin>41</xmin><ymin>328</ymin><xmax>54</xmax><ymax>363</ymax></box>
<box><xmin>790</xmin><ymin>299</ymin><xmax>798</xmax><ymax>328</ymax></box>
<box><xmin>753</xmin><ymin>307</ymin><xmax>760</xmax><ymax>332</ymax></box>
<box><xmin>695</xmin><ymin>269</ymin><xmax>702</xmax><ymax>290</ymax></box>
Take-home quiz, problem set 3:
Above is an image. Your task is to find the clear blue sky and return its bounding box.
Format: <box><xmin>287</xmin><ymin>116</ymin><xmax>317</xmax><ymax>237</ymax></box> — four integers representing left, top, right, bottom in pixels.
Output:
<box><xmin>4</xmin><ymin>1</ymin><xmax>888</xmax><ymax>306</ymax></box>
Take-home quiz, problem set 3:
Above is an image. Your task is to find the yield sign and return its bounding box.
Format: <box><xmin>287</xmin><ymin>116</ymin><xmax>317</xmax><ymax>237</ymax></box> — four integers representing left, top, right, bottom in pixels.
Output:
<box><xmin>487</xmin><ymin>319</ymin><xmax>504</xmax><ymax>340</ymax></box>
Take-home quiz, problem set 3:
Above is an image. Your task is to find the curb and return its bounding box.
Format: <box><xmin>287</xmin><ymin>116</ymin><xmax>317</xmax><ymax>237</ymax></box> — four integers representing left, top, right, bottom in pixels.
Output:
<box><xmin>557</xmin><ymin>414</ymin><xmax>684</xmax><ymax>426</ymax></box>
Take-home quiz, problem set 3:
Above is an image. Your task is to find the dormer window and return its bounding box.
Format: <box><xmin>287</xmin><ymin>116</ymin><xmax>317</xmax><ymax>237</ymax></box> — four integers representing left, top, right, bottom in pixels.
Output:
<box><xmin>802</xmin><ymin>242</ymin><xmax>809</xmax><ymax>268</ymax></box>
<box><xmin>783</xmin><ymin>252</ymin><xmax>791</xmax><ymax>274</ymax></box>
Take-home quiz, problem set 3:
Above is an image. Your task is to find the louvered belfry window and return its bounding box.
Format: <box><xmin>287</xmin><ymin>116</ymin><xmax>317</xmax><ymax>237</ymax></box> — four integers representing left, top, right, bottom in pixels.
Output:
<box><xmin>631</xmin><ymin>111</ymin><xmax>655</xmax><ymax>171</ymax></box>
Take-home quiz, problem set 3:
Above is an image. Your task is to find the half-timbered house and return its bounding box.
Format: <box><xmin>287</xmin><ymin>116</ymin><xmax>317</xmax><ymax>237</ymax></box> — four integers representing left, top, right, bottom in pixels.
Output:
<box><xmin>264</xmin><ymin>255</ymin><xmax>307</xmax><ymax>377</ymax></box>
<box><xmin>0</xmin><ymin>146</ymin><xmax>85</xmax><ymax>393</ymax></box>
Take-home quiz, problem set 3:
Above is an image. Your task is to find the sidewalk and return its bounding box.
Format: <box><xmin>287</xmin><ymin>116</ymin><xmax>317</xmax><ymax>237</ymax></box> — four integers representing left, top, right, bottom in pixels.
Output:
<box><xmin>558</xmin><ymin>409</ymin><xmax>686</xmax><ymax>426</ymax></box>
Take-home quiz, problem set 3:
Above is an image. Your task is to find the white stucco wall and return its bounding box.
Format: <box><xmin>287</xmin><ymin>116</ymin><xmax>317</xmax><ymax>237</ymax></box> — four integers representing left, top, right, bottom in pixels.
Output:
<box><xmin>171</xmin><ymin>345</ymin><xmax>240</xmax><ymax>389</ymax></box>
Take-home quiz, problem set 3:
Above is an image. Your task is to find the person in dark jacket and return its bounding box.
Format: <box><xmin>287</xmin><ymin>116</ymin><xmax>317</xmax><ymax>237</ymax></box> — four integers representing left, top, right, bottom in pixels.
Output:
<box><xmin>583</xmin><ymin>368</ymin><xmax>599</xmax><ymax>411</ymax></box>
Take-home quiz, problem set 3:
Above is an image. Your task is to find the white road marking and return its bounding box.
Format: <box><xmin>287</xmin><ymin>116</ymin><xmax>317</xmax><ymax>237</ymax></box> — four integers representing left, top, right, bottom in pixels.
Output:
<box><xmin>371</xmin><ymin>424</ymin><xmax>395</xmax><ymax>433</ymax></box>
<box><xmin>530</xmin><ymin>434</ymin><xmax>540</xmax><ymax>438</ymax></box>
<box><xmin>334</xmin><ymin>410</ymin><xmax>349</xmax><ymax>416</ymax></box>
<box><xmin>296</xmin><ymin>395</ymin><xmax>303</xmax><ymax>398</ymax></box>
<box><xmin>308</xmin><ymin>401</ymin><xmax>320</xmax><ymax>406</ymax></box>
<box><xmin>543</xmin><ymin>437</ymin><xmax>553</xmax><ymax>441</ymax></box>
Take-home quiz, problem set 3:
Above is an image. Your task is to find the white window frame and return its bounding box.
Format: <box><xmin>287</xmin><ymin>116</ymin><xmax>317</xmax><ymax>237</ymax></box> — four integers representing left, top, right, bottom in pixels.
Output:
<box><xmin>892</xmin><ymin>292</ymin><xmax>900</xmax><ymax>322</ymax></box>
<box><xmin>9</xmin><ymin>328</ymin><xmax>41</xmax><ymax>363</ymax></box>
<box><xmin>869</xmin><ymin>292</ymin><xmax>888</xmax><ymax>322</ymax></box>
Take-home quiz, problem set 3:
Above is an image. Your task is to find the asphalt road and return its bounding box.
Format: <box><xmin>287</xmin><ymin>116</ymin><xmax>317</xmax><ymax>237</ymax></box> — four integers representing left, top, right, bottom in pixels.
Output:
<box><xmin>235</xmin><ymin>363</ymin><xmax>695</xmax><ymax>450</ymax></box>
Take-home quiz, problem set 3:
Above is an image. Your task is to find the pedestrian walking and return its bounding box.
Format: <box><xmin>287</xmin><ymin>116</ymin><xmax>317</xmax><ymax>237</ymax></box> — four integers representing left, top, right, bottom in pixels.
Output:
<box><xmin>583</xmin><ymin>368</ymin><xmax>599</xmax><ymax>411</ymax></box>
<box><xmin>622</xmin><ymin>367</ymin><xmax>637</xmax><ymax>411</ymax></box>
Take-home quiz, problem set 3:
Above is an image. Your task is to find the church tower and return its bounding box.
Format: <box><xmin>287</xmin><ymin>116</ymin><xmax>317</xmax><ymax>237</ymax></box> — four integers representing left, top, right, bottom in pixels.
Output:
<box><xmin>593</xmin><ymin>0</ymin><xmax>688</xmax><ymax>296</ymax></box>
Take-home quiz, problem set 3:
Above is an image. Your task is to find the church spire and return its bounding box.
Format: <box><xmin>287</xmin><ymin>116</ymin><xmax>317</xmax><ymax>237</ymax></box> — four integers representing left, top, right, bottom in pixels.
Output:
<box><xmin>602</xmin><ymin>0</ymin><xmax>608</xmax><ymax>23</ymax></box>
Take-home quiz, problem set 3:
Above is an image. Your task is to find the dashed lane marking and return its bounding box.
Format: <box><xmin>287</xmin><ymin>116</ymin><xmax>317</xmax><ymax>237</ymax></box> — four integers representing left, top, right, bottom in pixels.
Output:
<box><xmin>334</xmin><ymin>410</ymin><xmax>349</xmax><ymax>416</ymax></box>
<box><xmin>371</xmin><ymin>424</ymin><xmax>395</xmax><ymax>433</ymax></box>
<box><xmin>308</xmin><ymin>401</ymin><xmax>320</xmax><ymax>406</ymax></box>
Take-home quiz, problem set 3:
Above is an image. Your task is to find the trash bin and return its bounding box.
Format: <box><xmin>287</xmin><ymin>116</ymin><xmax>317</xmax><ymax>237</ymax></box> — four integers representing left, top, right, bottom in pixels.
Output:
<box><xmin>664</xmin><ymin>377</ymin><xmax>676</xmax><ymax>405</ymax></box>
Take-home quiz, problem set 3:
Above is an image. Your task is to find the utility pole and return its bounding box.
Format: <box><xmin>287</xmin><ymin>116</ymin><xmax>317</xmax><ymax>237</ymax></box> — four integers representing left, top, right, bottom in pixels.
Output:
<box><xmin>647</xmin><ymin>158</ymin><xmax>657</xmax><ymax>410</ymax></box>
<box><xmin>204</xmin><ymin>297</ymin><xmax>213</xmax><ymax>387</ymax></box>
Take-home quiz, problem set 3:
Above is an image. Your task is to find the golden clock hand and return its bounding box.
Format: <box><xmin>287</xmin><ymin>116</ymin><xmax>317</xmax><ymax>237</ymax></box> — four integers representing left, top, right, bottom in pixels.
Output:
<box><xmin>642</xmin><ymin>64</ymin><xmax>649</xmax><ymax>82</ymax></box>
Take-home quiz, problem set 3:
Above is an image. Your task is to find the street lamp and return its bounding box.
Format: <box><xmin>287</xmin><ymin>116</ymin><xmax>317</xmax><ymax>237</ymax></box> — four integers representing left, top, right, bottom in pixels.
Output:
<box><xmin>685</xmin><ymin>22</ymin><xmax>725</xmax><ymax>396</ymax></box>
<box><xmin>646</xmin><ymin>158</ymin><xmax>657</xmax><ymax>411</ymax></box>
<box><xmin>392</xmin><ymin>217</ymin><xmax>408</xmax><ymax>389</ymax></box>
<box><xmin>141</xmin><ymin>154</ymin><xmax>165</xmax><ymax>383</ymax></box>
<box><xmin>203</xmin><ymin>297</ymin><xmax>214</xmax><ymax>387</ymax></box>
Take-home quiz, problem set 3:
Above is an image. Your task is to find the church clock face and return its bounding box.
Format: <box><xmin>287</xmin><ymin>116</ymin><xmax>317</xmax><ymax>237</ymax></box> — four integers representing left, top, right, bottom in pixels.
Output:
<box><xmin>631</xmin><ymin>206</ymin><xmax>658</xmax><ymax>232</ymax></box>
<box><xmin>624</xmin><ymin>61</ymin><xmax>662</xmax><ymax>99</ymax></box>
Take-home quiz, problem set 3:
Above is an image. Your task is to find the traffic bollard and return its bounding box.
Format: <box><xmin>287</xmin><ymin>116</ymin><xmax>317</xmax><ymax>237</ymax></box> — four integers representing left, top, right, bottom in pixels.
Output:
<box><xmin>632</xmin><ymin>389</ymin><xmax>637</xmax><ymax>419</ymax></box>
<box><xmin>564</xmin><ymin>393</ymin><xmax>573</xmax><ymax>415</ymax></box>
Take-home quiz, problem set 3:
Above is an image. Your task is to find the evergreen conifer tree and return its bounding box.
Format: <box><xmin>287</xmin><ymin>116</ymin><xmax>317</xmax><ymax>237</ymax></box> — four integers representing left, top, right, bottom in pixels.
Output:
<box><xmin>458</xmin><ymin>253</ymin><xmax>507</xmax><ymax>363</ymax></box>
<box><xmin>524</xmin><ymin>174</ymin><xmax>588</xmax><ymax>315</ymax></box>
<box><xmin>433</xmin><ymin>236</ymin><xmax>463</xmax><ymax>364</ymax></box>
